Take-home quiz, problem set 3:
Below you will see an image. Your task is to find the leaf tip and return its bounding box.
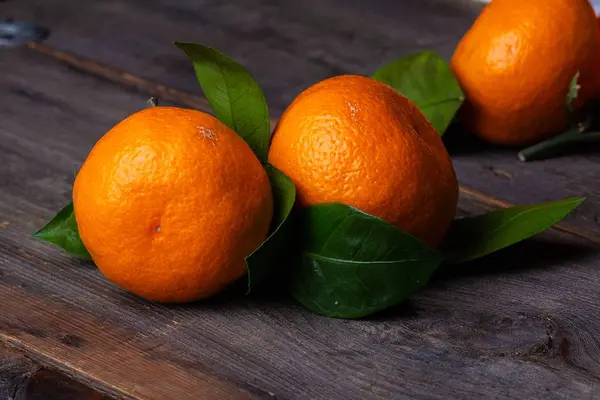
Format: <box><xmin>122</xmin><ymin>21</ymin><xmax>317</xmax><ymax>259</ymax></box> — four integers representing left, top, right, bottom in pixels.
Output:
<box><xmin>173</xmin><ymin>43</ymin><xmax>186</xmax><ymax>53</ymax></box>
<box><xmin>559</xmin><ymin>196</ymin><xmax>586</xmax><ymax>208</ymax></box>
<box><xmin>31</xmin><ymin>226</ymin><xmax>48</xmax><ymax>240</ymax></box>
<box><xmin>173</xmin><ymin>41</ymin><xmax>196</xmax><ymax>56</ymax></box>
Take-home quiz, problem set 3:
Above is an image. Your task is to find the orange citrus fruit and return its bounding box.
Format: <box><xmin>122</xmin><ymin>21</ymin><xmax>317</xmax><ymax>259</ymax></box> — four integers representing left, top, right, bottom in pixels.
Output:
<box><xmin>73</xmin><ymin>107</ymin><xmax>273</xmax><ymax>303</ymax></box>
<box><xmin>268</xmin><ymin>75</ymin><xmax>458</xmax><ymax>247</ymax></box>
<box><xmin>451</xmin><ymin>0</ymin><xmax>598</xmax><ymax>145</ymax></box>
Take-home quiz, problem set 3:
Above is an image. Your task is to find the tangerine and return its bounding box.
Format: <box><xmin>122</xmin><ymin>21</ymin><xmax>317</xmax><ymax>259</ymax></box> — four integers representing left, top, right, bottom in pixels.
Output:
<box><xmin>451</xmin><ymin>0</ymin><xmax>598</xmax><ymax>145</ymax></box>
<box><xmin>73</xmin><ymin>107</ymin><xmax>273</xmax><ymax>303</ymax></box>
<box><xmin>268</xmin><ymin>75</ymin><xmax>458</xmax><ymax>247</ymax></box>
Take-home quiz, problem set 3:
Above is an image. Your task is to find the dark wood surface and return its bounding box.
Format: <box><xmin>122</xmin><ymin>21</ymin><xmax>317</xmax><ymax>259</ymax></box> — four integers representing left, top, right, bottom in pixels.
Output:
<box><xmin>2</xmin><ymin>0</ymin><xmax>481</xmax><ymax>113</ymax></box>
<box><xmin>13</xmin><ymin>369</ymin><xmax>112</xmax><ymax>400</ymax></box>
<box><xmin>0</xmin><ymin>346</ymin><xmax>38</xmax><ymax>399</ymax></box>
<box><xmin>0</xmin><ymin>344</ymin><xmax>107</xmax><ymax>400</ymax></box>
<box><xmin>4</xmin><ymin>0</ymin><xmax>600</xmax><ymax>243</ymax></box>
<box><xmin>1</xmin><ymin>1</ymin><xmax>600</xmax><ymax>399</ymax></box>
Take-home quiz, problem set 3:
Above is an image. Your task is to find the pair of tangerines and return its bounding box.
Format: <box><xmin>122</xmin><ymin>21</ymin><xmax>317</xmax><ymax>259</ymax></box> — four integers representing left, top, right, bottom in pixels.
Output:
<box><xmin>72</xmin><ymin>0</ymin><xmax>600</xmax><ymax>303</ymax></box>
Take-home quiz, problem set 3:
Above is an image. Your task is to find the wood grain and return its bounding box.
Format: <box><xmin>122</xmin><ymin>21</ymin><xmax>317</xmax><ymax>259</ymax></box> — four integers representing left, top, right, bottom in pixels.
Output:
<box><xmin>1</xmin><ymin>45</ymin><xmax>600</xmax><ymax>400</ymax></box>
<box><xmin>3</xmin><ymin>0</ymin><xmax>481</xmax><ymax>113</ymax></box>
<box><xmin>0</xmin><ymin>345</ymin><xmax>38</xmax><ymax>399</ymax></box>
<box><xmin>0</xmin><ymin>344</ymin><xmax>109</xmax><ymax>399</ymax></box>
<box><xmin>5</xmin><ymin>0</ymin><xmax>600</xmax><ymax>243</ymax></box>
<box><xmin>13</xmin><ymin>369</ymin><xmax>113</xmax><ymax>400</ymax></box>
<box><xmin>25</xmin><ymin>43</ymin><xmax>212</xmax><ymax>116</ymax></box>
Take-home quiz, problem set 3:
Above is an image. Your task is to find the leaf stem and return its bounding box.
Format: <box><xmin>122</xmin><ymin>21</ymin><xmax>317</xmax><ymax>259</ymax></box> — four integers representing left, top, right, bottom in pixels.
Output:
<box><xmin>147</xmin><ymin>97</ymin><xmax>159</xmax><ymax>107</ymax></box>
<box><xmin>518</xmin><ymin>129</ymin><xmax>600</xmax><ymax>162</ymax></box>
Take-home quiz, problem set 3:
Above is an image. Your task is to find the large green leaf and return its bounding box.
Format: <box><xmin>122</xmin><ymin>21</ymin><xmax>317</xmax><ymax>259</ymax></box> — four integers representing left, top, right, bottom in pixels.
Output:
<box><xmin>175</xmin><ymin>42</ymin><xmax>270</xmax><ymax>163</ymax></box>
<box><xmin>442</xmin><ymin>197</ymin><xmax>585</xmax><ymax>263</ymax></box>
<box><xmin>288</xmin><ymin>204</ymin><xmax>443</xmax><ymax>319</ymax></box>
<box><xmin>372</xmin><ymin>51</ymin><xmax>464</xmax><ymax>135</ymax></box>
<box><xmin>32</xmin><ymin>202</ymin><xmax>92</xmax><ymax>260</ymax></box>
<box><xmin>245</xmin><ymin>165</ymin><xmax>296</xmax><ymax>293</ymax></box>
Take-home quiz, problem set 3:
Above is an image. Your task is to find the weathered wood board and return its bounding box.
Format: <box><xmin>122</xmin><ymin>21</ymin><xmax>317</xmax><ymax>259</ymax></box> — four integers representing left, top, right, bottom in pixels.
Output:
<box><xmin>2</xmin><ymin>0</ymin><xmax>481</xmax><ymax>112</ymax></box>
<box><xmin>1</xmin><ymin>47</ymin><xmax>600</xmax><ymax>399</ymax></box>
<box><xmin>0</xmin><ymin>346</ymin><xmax>110</xmax><ymax>400</ymax></box>
<box><xmin>0</xmin><ymin>346</ymin><xmax>38</xmax><ymax>400</ymax></box>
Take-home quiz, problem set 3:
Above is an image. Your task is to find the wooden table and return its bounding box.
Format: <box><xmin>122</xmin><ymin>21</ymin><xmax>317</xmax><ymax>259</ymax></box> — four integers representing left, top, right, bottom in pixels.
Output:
<box><xmin>1</xmin><ymin>1</ymin><xmax>600</xmax><ymax>399</ymax></box>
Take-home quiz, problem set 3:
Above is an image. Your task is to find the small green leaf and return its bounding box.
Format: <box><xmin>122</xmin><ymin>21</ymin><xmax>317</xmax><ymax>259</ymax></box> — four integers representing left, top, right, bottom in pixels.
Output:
<box><xmin>32</xmin><ymin>202</ymin><xmax>92</xmax><ymax>260</ymax></box>
<box><xmin>175</xmin><ymin>42</ymin><xmax>270</xmax><ymax>163</ymax></box>
<box><xmin>245</xmin><ymin>165</ymin><xmax>296</xmax><ymax>293</ymax></box>
<box><xmin>372</xmin><ymin>51</ymin><xmax>464</xmax><ymax>135</ymax></box>
<box><xmin>288</xmin><ymin>204</ymin><xmax>443</xmax><ymax>319</ymax></box>
<box><xmin>442</xmin><ymin>197</ymin><xmax>585</xmax><ymax>263</ymax></box>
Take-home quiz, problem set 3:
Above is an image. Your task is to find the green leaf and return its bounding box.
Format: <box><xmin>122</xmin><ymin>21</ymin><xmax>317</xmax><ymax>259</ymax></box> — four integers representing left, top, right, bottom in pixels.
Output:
<box><xmin>441</xmin><ymin>197</ymin><xmax>585</xmax><ymax>263</ymax></box>
<box><xmin>245</xmin><ymin>165</ymin><xmax>296</xmax><ymax>293</ymax></box>
<box><xmin>32</xmin><ymin>202</ymin><xmax>92</xmax><ymax>260</ymax></box>
<box><xmin>288</xmin><ymin>204</ymin><xmax>443</xmax><ymax>319</ymax></box>
<box><xmin>372</xmin><ymin>51</ymin><xmax>464</xmax><ymax>135</ymax></box>
<box><xmin>175</xmin><ymin>42</ymin><xmax>270</xmax><ymax>163</ymax></box>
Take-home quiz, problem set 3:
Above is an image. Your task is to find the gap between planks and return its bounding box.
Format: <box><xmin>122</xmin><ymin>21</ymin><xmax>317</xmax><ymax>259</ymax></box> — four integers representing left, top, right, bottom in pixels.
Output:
<box><xmin>25</xmin><ymin>41</ymin><xmax>600</xmax><ymax>247</ymax></box>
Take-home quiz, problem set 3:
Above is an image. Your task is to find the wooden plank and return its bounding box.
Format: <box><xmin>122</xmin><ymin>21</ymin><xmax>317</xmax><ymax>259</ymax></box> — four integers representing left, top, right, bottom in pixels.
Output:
<box><xmin>1</xmin><ymin>46</ymin><xmax>600</xmax><ymax>399</ymax></box>
<box><xmin>5</xmin><ymin>0</ymin><xmax>600</xmax><ymax>243</ymax></box>
<box><xmin>2</xmin><ymin>0</ymin><xmax>481</xmax><ymax>114</ymax></box>
<box><xmin>1</xmin><ymin>340</ymin><xmax>108</xmax><ymax>400</ymax></box>
<box><xmin>13</xmin><ymin>369</ymin><xmax>113</xmax><ymax>400</ymax></box>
